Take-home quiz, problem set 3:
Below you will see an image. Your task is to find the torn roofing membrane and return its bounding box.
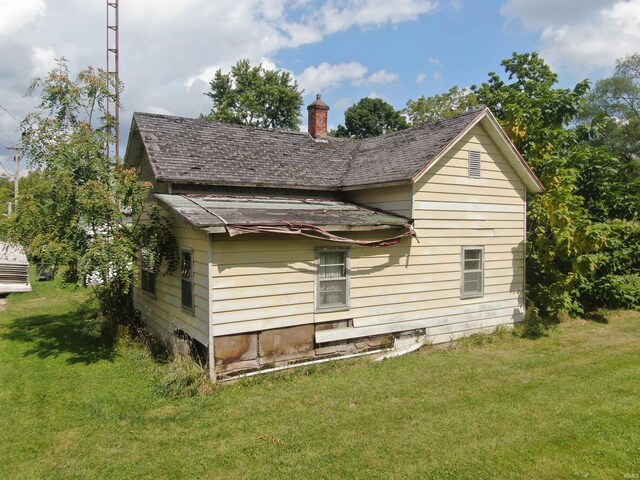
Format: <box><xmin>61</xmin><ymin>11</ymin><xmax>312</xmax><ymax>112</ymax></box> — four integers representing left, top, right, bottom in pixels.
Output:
<box><xmin>154</xmin><ymin>193</ymin><xmax>415</xmax><ymax>247</ymax></box>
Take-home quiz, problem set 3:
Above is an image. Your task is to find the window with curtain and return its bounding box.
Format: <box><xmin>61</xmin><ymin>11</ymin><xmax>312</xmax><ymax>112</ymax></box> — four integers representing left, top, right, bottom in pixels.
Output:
<box><xmin>317</xmin><ymin>249</ymin><xmax>349</xmax><ymax>310</ymax></box>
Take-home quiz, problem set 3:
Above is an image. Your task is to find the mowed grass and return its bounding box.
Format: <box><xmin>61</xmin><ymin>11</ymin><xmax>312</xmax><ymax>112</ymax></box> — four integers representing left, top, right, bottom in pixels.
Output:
<box><xmin>1</xmin><ymin>276</ymin><xmax>639</xmax><ymax>479</ymax></box>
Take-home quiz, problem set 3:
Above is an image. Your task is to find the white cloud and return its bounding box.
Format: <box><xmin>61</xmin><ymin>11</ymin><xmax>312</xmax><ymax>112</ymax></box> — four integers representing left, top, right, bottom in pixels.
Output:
<box><xmin>432</xmin><ymin>71</ymin><xmax>442</xmax><ymax>80</ymax></box>
<box><xmin>415</xmin><ymin>72</ymin><xmax>427</xmax><ymax>83</ymax></box>
<box><xmin>0</xmin><ymin>0</ymin><xmax>46</xmax><ymax>38</ymax></box>
<box><xmin>450</xmin><ymin>0</ymin><xmax>463</xmax><ymax>10</ymax></box>
<box><xmin>31</xmin><ymin>46</ymin><xmax>56</xmax><ymax>76</ymax></box>
<box><xmin>297</xmin><ymin>62</ymin><xmax>399</xmax><ymax>93</ymax></box>
<box><xmin>317</xmin><ymin>0</ymin><xmax>437</xmax><ymax>34</ymax></box>
<box><xmin>298</xmin><ymin>62</ymin><xmax>369</xmax><ymax>94</ymax></box>
<box><xmin>367</xmin><ymin>91</ymin><xmax>381</xmax><ymax>99</ymax></box>
<box><xmin>365</xmin><ymin>69</ymin><xmax>399</xmax><ymax>85</ymax></box>
<box><xmin>501</xmin><ymin>0</ymin><xmax>640</xmax><ymax>71</ymax></box>
<box><xmin>0</xmin><ymin>0</ymin><xmax>438</xmax><ymax>149</ymax></box>
<box><xmin>501</xmin><ymin>0</ymin><xmax>613</xmax><ymax>31</ymax></box>
<box><xmin>428</xmin><ymin>57</ymin><xmax>442</xmax><ymax>66</ymax></box>
<box><xmin>143</xmin><ymin>105</ymin><xmax>175</xmax><ymax>116</ymax></box>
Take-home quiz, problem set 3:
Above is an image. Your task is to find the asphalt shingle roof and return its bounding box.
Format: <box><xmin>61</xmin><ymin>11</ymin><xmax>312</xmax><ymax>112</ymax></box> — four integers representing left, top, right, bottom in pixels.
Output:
<box><xmin>129</xmin><ymin>108</ymin><xmax>486</xmax><ymax>190</ymax></box>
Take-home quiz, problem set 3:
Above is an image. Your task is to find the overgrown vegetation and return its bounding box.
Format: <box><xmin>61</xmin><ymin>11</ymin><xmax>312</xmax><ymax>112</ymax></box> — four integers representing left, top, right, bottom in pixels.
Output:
<box><xmin>472</xmin><ymin>52</ymin><xmax>640</xmax><ymax>319</ymax></box>
<box><xmin>0</xmin><ymin>59</ymin><xmax>177</xmax><ymax>328</ymax></box>
<box><xmin>1</xmin><ymin>278</ymin><xmax>639</xmax><ymax>479</ymax></box>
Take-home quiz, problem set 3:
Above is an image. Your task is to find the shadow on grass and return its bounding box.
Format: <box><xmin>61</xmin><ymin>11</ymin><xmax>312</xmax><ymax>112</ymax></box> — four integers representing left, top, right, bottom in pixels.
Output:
<box><xmin>0</xmin><ymin>307</ymin><xmax>116</xmax><ymax>365</ymax></box>
<box><xmin>584</xmin><ymin>310</ymin><xmax>609</xmax><ymax>324</ymax></box>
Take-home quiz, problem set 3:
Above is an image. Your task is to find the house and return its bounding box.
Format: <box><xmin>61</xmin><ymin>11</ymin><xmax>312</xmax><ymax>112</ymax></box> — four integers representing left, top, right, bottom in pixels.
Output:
<box><xmin>124</xmin><ymin>96</ymin><xmax>543</xmax><ymax>381</ymax></box>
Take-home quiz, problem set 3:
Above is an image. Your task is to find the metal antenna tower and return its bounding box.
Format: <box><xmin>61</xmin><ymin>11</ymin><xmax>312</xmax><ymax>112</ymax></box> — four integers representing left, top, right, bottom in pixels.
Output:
<box><xmin>106</xmin><ymin>0</ymin><xmax>120</xmax><ymax>166</ymax></box>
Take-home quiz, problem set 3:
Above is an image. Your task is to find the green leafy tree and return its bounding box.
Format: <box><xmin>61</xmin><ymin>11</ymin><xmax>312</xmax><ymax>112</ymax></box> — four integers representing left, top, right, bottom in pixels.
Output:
<box><xmin>472</xmin><ymin>52</ymin><xmax>610</xmax><ymax>317</ymax></box>
<box><xmin>0</xmin><ymin>176</ymin><xmax>13</xmax><ymax>215</ymax></box>
<box><xmin>405</xmin><ymin>86</ymin><xmax>478</xmax><ymax>126</ymax></box>
<box><xmin>473</xmin><ymin>52</ymin><xmax>590</xmax><ymax>162</ymax></box>
<box><xmin>574</xmin><ymin>53</ymin><xmax>640</xmax><ymax>224</ymax></box>
<box><xmin>333</xmin><ymin>97</ymin><xmax>408</xmax><ymax>138</ymax></box>
<box><xmin>202</xmin><ymin>59</ymin><xmax>303</xmax><ymax>130</ymax></box>
<box><xmin>2</xmin><ymin>59</ymin><xmax>177</xmax><ymax>327</ymax></box>
<box><xmin>582</xmin><ymin>53</ymin><xmax>640</xmax><ymax>162</ymax></box>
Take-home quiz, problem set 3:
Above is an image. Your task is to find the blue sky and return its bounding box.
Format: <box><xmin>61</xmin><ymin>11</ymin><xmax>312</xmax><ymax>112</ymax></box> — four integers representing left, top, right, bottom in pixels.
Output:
<box><xmin>1</xmin><ymin>0</ymin><xmax>639</xmax><ymax>173</ymax></box>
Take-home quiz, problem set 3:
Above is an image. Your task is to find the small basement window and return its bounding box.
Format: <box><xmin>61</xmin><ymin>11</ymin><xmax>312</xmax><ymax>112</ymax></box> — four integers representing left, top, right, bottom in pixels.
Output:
<box><xmin>140</xmin><ymin>249</ymin><xmax>156</xmax><ymax>296</ymax></box>
<box><xmin>462</xmin><ymin>246</ymin><xmax>484</xmax><ymax>298</ymax></box>
<box><xmin>468</xmin><ymin>150</ymin><xmax>481</xmax><ymax>178</ymax></box>
<box><xmin>181</xmin><ymin>248</ymin><xmax>194</xmax><ymax>311</ymax></box>
<box><xmin>317</xmin><ymin>248</ymin><xmax>350</xmax><ymax>311</ymax></box>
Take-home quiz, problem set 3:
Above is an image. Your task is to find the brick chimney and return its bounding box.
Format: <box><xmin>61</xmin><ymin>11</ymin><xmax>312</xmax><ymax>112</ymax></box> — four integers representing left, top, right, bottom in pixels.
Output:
<box><xmin>307</xmin><ymin>94</ymin><xmax>330</xmax><ymax>139</ymax></box>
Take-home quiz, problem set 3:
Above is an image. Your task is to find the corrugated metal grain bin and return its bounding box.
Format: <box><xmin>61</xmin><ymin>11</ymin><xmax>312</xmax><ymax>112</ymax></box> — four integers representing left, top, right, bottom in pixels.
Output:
<box><xmin>0</xmin><ymin>242</ymin><xmax>32</xmax><ymax>294</ymax></box>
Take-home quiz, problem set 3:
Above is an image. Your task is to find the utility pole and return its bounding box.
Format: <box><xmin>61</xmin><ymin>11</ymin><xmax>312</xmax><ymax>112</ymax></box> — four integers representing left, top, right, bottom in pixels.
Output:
<box><xmin>7</xmin><ymin>147</ymin><xmax>21</xmax><ymax>209</ymax></box>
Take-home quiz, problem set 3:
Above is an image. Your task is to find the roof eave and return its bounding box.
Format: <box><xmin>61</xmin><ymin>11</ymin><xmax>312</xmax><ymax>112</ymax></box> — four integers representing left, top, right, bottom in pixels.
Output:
<box><xmin>339</xmin><ymin>179</ymin><xmax>413</xmax><ymax>191</ymax></box>
<box><xmin>123</xmin><ymin>116</ymin><xmax>141</xmax><ymax>169</ymax></box>
<box><xmin>203</xmin><ymin>223</ymin><xmax>405</xmax><ymax>234</ymax></box>
<box><xmin>479</xmin><ymin>111</ymin><xmax>544</xmax><ymax>193</ymax></box>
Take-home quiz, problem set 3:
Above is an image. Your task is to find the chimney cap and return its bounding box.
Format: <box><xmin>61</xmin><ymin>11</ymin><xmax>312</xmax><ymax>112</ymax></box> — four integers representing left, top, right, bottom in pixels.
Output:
<box><xmin>307</xmin><ymin>94</ymin><xmax>330</xmax><ymax>111</ymax></box>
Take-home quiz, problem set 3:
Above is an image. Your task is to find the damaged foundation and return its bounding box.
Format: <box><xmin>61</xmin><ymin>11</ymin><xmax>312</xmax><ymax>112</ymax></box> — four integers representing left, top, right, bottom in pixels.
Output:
<box><xmin>213</xmin><ymin>322</ymin><xmax>426</xmax><ymax>381</ymax></box>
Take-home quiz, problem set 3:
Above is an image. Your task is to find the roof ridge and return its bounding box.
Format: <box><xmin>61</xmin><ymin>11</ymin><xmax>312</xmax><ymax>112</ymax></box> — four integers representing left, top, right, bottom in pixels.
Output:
<box><xmin>337</xmin><ymin>137</ymin><xmax>365</xmax><ymax>187</ymax></box>
<box><xmin>358</xmin><ymin>106</ymin><xmax>487</xmax><ymax>144</ymax></box>
<box><xmin>133</xmin><ymin>111</ymin><xmax>311</xmax><ymax>138</ymax></box>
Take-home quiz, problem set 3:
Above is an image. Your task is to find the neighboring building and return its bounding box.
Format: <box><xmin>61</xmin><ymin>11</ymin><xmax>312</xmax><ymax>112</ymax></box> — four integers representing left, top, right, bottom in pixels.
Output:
<box><xmin>124</xmin><ymin>96</ymin><xmax>543</xmax><ymax>381</ymax></box>
<box><xmin>0</xmin><ymin>242</ymin><xmax>32</xmax><ymax>295</ymax></box>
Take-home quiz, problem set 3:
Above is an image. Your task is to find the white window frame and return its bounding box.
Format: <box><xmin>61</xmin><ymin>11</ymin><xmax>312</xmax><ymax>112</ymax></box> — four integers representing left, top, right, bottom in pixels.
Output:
<box><xmin>180</xmin><ymin>248</ymin><xmax>194</xmax><ymax>313</ymax></box>
<box><xmin>140</xmin><ymin>248</ymin><xmax>156</xmax><ymax>298</ymax></box>
<box><xmin>468</xmin><ymin>150</ymin><xmax>481</xmax><ymax>178</ymax></box>
<box><xmin>315</xmin><ymin>247</ymin><xmax>350</xmax><ymax>313</ymax></box>
<box><xmin>461</xmin><ymin>246</ymin><xmax>484</xmax><ymax>299</ymax></box>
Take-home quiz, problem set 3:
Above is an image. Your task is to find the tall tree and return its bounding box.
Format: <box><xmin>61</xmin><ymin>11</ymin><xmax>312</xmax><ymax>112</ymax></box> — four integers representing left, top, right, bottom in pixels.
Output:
<box><xmin>472</xmin><ymin>52</ymin><xmax>612</xmax><ymax>317</ymax></box>
<box><xmin>583</xmin><ymin>53</ymin><xmax>640</xmax><ymax>161</ymax></box>
<box><xmin>405</xmin><ymin>86</ymin><xmax>478</xmax><ymax>126</ymax></box>
<box><xmin>473</xmin><ymin>52</ymin><xmax>590</xmax><ymax>163</ymax></box>
<box><xmin>2</xmin><ymin>59</ymin><xmax>177</xmax><ymax>327</ymax></box>
<box><xmin>576</xmin><ymin>53</ymin><xmax>640</xmax><ymax>222</ymax></box>
<box><xmin>202</xmin><ymin>59</ymin><xmax>304</xmax><ymax>130</ymax></box>
<box><xmin>334</xmin><ymin>97</ymin><xmax>407</xmax><ymax>138</ymax></box>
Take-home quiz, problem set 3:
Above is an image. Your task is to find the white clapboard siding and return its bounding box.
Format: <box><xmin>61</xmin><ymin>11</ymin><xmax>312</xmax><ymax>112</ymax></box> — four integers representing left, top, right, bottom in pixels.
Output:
<box><xmin>133</xmin><ymin>213</ymin><xmax>210</xmax><ymax>346</ymax></box>
<box><xmin>351</xmin><ymin>274</ymin><xmax>523</xmax><ymax>298</ymax></box>
<box><xmin>316</xmin><ymin>303</ymin><xmax>524</xmax><ymax>343</ymax></box>
<box><xmin>212</xmin><ymin>313</ymin><xmax>314</xmax><ymax>336</ymax></box>
<box><xmin>209</xmin><ymin>123</ymin><xmax>528</xmax><ymax>341</ymax></box>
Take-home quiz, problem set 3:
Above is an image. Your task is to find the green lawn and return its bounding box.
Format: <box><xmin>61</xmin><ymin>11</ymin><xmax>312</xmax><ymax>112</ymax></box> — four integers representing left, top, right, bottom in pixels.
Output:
<box><xmin>1</xmin><ymin>277</ymin><xmax>639</xmax><ymax>479</ymax></box>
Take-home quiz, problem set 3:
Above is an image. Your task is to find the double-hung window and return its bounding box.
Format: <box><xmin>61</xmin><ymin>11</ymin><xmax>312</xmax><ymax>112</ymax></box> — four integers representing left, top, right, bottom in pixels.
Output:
<box><xmin>461</xmin><ymin>246</ymin><xmax>484</xmax><ymax>298</ymax></box>
<box><xmin>317</xmin><ymin>248</ymin><xmax>349</xmax><ymax>311</ymax></box>
<box><xmin>181</xmin><ymin>249</ymin><xmax>194</xmax><ymax>311</ymax></box>
<box><xmin>140</xmin><ymin>248</ymin><xmax>156</xmax><ymax>296</ymax></box>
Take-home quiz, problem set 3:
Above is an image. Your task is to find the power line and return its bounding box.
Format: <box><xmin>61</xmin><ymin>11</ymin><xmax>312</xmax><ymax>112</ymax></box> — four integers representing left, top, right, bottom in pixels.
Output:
<box><xmin>0</xmin><ymin>161</ymin><xmax>12</xmax><ymax>178</ymax></box>
<box><xmin>0</xmin><ymin>137</ymin><xmax>17</xmax><ymax>148</ymax></box>
<box><xmin>0</xmin><ymin>103</ymin><xmax>20</xmax><ymax>125</ymax></box>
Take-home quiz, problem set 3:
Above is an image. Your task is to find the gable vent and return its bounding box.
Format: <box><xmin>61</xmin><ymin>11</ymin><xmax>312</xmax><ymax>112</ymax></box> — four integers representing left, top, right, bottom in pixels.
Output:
<box><xmin>468</xmin><ymin>150</ymin><xmax>481</xmax><ymax>178</ymax></box>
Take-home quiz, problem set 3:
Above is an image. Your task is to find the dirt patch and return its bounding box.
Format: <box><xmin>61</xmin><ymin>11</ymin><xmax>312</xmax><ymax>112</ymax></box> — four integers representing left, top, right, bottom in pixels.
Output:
<box><xmin>0</xmin><ymin>298</ymin><xmax>7</xmax><ymax>313</ymax></box>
